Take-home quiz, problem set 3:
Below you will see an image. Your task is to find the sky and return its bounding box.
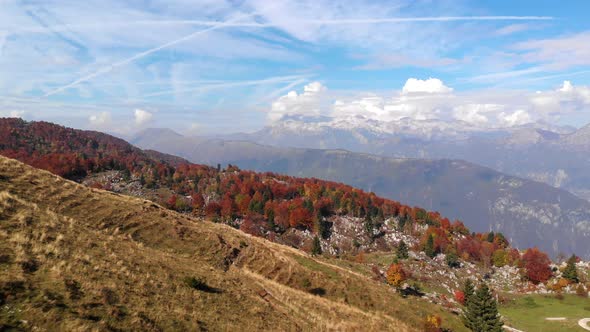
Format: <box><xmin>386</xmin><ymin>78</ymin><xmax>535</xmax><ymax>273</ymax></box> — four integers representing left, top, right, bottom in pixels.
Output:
<box><xmin>1</xmin><ymin>0</ymin><xmax>590</xmax><ymax>134</ymax></box>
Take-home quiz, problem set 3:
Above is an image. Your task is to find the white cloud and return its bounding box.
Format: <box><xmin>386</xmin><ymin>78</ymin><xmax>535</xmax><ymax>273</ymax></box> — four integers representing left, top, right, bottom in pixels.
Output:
<box><xmin>88</xmin><ymin>111</ymin><xmax>112</xmax><ymax>127</ymax></box>
<box><xmin>303</xmin><ymin>81</ymin><xmax>325</xmax><ymax>94</ymax></box>
<box><xmin>402</xmin><ymin>78</ymin><xmax>453</xmax><ymax>94</ymax></box>
<box><xmin>268</xmin><ymin>81</ymin><xmax>327</xmax><ymax>122</ymax></box>
<box><xmin>0</xmin><ymin>110</ymin><xmax>25</xmax><ymax>118</ymax></box>
<box><xmin>268</xmin><ymin>78</ymin><xmax>590</xmax><ymax>128</ymax></box>
<box><xmin>559</xmin><ymin>80</ymin><xmax>574</xmax><ymax>93</ymax></box>
<box><xmin>453</xmin><ymin>104</ymin><xmax>495</xmax><ymax>125</ymax></box>
<box><xmin>498</xmin><ymin>110</ymin><xmax>532</xmax><ymax>126</ymax></box>
<box><xmin>495</xmin><ymin>23</ymin><xmax>532</xmax><ymax>36</ymax></box>
<box><xmin>513</xmin><ymin>32</ymin><xmax>590</xmax><ymax>70</ymax></box>
<box><xmin>134</xmin><ymin>109</ymin><xmax>153</xmax><ymax>126</ymax></box>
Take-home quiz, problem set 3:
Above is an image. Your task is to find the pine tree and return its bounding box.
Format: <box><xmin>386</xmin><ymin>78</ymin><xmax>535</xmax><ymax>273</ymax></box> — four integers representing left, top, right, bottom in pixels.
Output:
<box><xmin>487</xmin><ymin>231</ymin><xmax>495</xmax><ymax>243</ymax></box>
<box><xmin>424</xmin><ymin>234</ymin><xmax>436</xmax><ymax>258</ymax></box>
<box><xmin>563</xmin><ymin>254</ymin><xmax>579</xmax><ymax>283</ymax></box>
<box><xmin>398</xmin><ymin>214</ymin><xmax>407</xmax><ymax>231</ymax></box>
<box><xmin>316</xmin><ymin>212</ymin><xmax>329</xmax><ymax>239</ymax></box>
<box><xmin>463</xmin><ymin>283</ymin><xmax>503</xmax><ymax>332</ymax></box>
<box><xmin>364</xmin><ymin>214</ymin><xmax>374</xmax><ymax>237</ymax></box>
<box><xmin>446</xmin><ymin>251</ymin><xmax>460</xmax><ymax>268</ymax></box>
<box><xmin>396</xmin><ymin>240</ymin><xmax>409</xmax><ymax>260</ymax></box>
<box><xmin>311</xmin><ymin>236</ymin><xmax>322</xmax><ymax>256</ymax></box>
<box><xmin>462</xmin><ymin>279</ymin><xmax>475</xmax><ymax>306</ymax></box>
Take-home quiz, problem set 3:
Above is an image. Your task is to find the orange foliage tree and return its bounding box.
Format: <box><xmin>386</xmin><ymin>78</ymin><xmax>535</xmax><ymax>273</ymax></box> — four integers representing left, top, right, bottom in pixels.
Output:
<box><xmin>386</xmin><ymin>263</ymin><xmax>407</xmax><ymax>288</ymax></box>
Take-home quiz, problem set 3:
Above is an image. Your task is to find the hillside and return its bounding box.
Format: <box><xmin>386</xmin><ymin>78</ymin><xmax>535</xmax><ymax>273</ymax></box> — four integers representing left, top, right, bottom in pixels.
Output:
<box><xmin>130</xmin><ymin>129</ymin><xmax>590</xmax><ymax>259</ymax></box>
<box><xmin>2</xmin><ymin>121</ymin><xmax>589</xmax><ymax>331</ymax></box>
<box><xmin>0</xmin><ymin>119</ymin><xmax>542</xmax><ymax>266</ymax></box>
<box><xmin>0</xmin><ymin>155</ymin><xmax>465</xmax><ymax>331</ymax></box>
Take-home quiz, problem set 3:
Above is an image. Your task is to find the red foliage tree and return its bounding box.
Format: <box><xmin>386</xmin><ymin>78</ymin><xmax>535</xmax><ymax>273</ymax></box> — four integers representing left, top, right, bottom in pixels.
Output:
<box><xmin>204</xmin><ymin>201</ymin><xmax>221</xmax><ymax>217</ymax></box>
<box><xmin>454</xmin><ymin>290</ymin><xmax>465</xmax><ymax>305</ymax></box>
<box><xmin>522</xmin><ymin>247</ymin><xmax>552</xmax><ymax>284</ymax></box>
<box><xmin>191</xmin><ymin>193</ymin><xmax>205</xmax><ymax>211</ymax></box>
<box><xmin>289</xmin><ymin>206</ymin><xmax>313</xmax><ymax>229</ymax></box>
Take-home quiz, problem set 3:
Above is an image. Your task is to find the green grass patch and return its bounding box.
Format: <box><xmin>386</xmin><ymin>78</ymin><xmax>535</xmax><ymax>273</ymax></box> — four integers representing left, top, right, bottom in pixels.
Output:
<box><xmin>500</xmin><ymin>294</ymin><xmax>590</xmax><ymax>332</ymax></box>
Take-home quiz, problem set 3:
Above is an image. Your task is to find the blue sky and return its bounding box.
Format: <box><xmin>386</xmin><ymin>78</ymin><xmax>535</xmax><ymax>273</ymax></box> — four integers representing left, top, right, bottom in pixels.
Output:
<box><xmin>1</xmin><ymin>0</ymin><xmax>590</xmax><ymax>134</ymax></box>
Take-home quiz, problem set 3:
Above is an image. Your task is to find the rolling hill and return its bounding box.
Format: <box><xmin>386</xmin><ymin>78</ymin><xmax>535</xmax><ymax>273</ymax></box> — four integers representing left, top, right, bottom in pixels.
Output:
<box><xmin>130</xmin><ymin>128</ymin><xmax>590</xmax><ymax>259</ymax></box>
<box><xmin>0</xmin><ymin>155</ymin><xmax>468</xmax><ymax>331</ymax></box>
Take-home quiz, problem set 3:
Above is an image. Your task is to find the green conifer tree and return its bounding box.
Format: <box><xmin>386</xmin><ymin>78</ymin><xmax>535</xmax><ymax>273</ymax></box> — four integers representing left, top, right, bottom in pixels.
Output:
<box><xmin>311</xmin><ymin>236</ymin><xmax>322</xmax><ymax>256</ymax></box>
<box><xmin>396</xmin><ymin>240</ymin><xmax>409</xmax><ymax>260</ymax></box>
<box><xmin>463</xmin><ymin>279</ymin><xmax>475</xmax><ymax>306</ymax></box>
<box><xmin>463</xmin><ymin>282</ymin><xmax>503</xmax><ymax>332</ymax></box>
<box><xmin>424</xmin><ymin>234</ymin><xmax>436</xmax><ymax>258</ymax></box>
<box><xmin>563</xmin><ymin>254</ymin><xmax>579</xmax><ymax>283</ymax></box>
<box><xmin>487</xmin><ymin>231</ymin><xmax>495</xmax><ymax>243</ymax></box>
<box><xmin>364</xmin><ymin>214</ymin><xmax>374</xmax><ymax>237</ymax></box>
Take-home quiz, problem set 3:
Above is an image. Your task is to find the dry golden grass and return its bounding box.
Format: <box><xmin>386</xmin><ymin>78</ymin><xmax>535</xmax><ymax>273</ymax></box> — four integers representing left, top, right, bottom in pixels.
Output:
<box><xmin>0</xmin><ymin>156</ymin><xmax>465</xmax><ymax>331</ymax></box>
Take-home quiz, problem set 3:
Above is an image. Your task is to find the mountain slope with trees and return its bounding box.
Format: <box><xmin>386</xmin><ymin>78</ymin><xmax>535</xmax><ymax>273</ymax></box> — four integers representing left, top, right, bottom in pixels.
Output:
<box><xmin>1</xmin><ymin>119</ymin><xmax>588</xmax><ymax>331</ymax></box>
<box><xmin>130</xmin><ymin>128</ymin><xmax>590</xmax><ymax>259</ymax></box>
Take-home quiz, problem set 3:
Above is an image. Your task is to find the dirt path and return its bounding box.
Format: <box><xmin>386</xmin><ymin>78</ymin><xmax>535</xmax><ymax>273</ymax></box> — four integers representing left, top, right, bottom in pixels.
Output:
<box><xmin>579</xmin><ymin>318</ymin><xmax>590</xmax><ymax>331</ymax></box>
<box><xmin>502</xmin><ymin>325</ymin><xmax>524</xmax><ymax>332</ymax></box>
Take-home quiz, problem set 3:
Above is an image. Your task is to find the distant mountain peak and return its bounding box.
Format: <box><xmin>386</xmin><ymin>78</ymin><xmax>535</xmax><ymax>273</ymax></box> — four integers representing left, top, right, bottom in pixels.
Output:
<box><xmin>561</xmin><ymin>122</ymin><xmax>590</xmax><ymax>146</ymax></box>
<box><xmin>136</xmin><ymin>127</ymin><xmax>184</xmax><ymax>138</ymax></box>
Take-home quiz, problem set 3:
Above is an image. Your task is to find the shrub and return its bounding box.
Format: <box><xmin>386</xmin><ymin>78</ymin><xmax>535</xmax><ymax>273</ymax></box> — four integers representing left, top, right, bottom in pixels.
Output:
<box><xmin>20</xmin><ymin>258</ymin><xmax>39</xmax><ymax>274</ymax></box>
<box><xmin>492</xmin><ymin>249</ymin><xmax>508</xmax><ymax>267</ymax></box>
<box><xmin>577</xmin><ymin>284</ymin><xmax>588</xmax><ymax>298</ymax></box>
<box><xmin>549</xmin><ymin>278</ymin><xmax>570</xmax><ymax>292</ymax></box>
<box><xmin>64</xmin><ymin>279</ymin><xmax>83</xmax><ymax>300</ymax></box>
<box><xmin>386</xmin><ymin>263</ymin><xmax>407</xmax><ymax>288</ymax></box>
<box><xmin>424</xmin><ymin>314</ymin><xmax>442</xmax><ymax>332</ymax></box>
<box><xmin>454</xmin><ymin>290</ymin><xmax>466</xmax><ymax>305</ymax></box>
<box><xmin>101</xmin><ymin>288</ymin><xmax>119</xmax><ymax>305</ymax></box>
<box><xmin>446</xmin><ymin>252</ymin><xmax>460</xmax><ymax>268</ymax></box>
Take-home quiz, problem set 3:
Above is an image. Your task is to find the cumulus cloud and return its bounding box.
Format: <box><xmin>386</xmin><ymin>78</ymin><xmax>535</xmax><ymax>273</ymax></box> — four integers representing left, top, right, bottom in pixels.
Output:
<box><xmin>134</xmin><ymin>109</ymin><xmax>153</xmax><ymax>126</ymax></box>
<box><xmin>89</xmin><ymin>112</ymin><xmax>112</xmax><ymax>128</ymax></box>
<box><xmin>452</xmin><ymin>104</ymin><xmax>497</xmax><ymax>126</ymax></box>
<box><xmin>268</xmin><ymin>81</ymin><xmax>327</xmax><ymax>122</ymax></box>
<box><xmin>402</xmin><ymin>78</ymin><xmax>453</xmax><ymax>94</ymax></box>
<box><xmin>268</xmin><ymin>78</ymin><xmax>590</xmax><ymax>129</ymax></box>
<box><xmin>498</xmin><ymin>110</ymin><xmax>533</xmax><ymax>126</ymax></box>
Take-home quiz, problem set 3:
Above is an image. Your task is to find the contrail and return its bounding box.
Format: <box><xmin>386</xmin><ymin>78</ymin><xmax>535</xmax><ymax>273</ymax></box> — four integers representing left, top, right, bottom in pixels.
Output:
<box><xmin>43</xmin><ymin>12</ymin><xmax>258</xmax><ymax>97</ymax></box>
<box><xmin>255</xmin><ymin>78</ymin><xmax>308</xmax><ymax>105</ymax></box>
<box><xmin>22</xmin><ymin>16</ymin><xmax>553</xmax><ymax>34</ymax></box>
<box><xmin>142</xmin><ymin>75</ymin><xmax>308</xmax><ymax>98</ymax></box>
<box><xmin>42</xmin><ymin>14</ymin><xmax>553</xmax><ymax>97</ymax></box>
<box><xmin>304</xmin><ymin>16</ymin><xmax>553</xmax><ymax>24</ymax></box>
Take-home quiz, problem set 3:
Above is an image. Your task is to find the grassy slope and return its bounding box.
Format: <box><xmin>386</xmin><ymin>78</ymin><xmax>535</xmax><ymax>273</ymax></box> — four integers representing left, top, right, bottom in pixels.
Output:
<box><xmin>500</xmin><ymin>294</ymin><xmax>590</xmax><ymax>332</ymax></box>
<box><xmin>0</xmin><ymin>156</ymin><xmax>466</xmax><ymax>331</ymax></box>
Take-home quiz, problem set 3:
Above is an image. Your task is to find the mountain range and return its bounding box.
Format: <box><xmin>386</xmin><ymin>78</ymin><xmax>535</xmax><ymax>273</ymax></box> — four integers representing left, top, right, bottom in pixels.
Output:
<box><xmin>214</xmin><ymin>118</ymin><xmax>590</xmax><ymax>199</ymax></box>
